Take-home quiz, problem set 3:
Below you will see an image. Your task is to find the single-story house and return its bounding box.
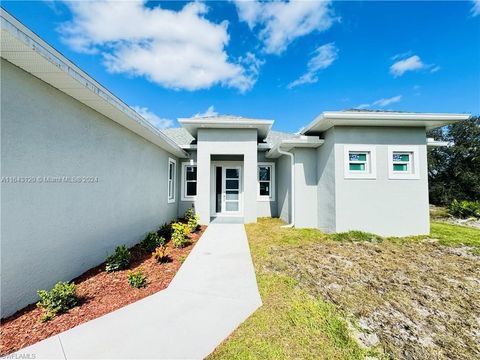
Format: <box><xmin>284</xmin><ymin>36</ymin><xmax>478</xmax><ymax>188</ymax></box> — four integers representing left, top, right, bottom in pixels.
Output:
<box><xmin>0</xmin><ymin>9</ymin><xmax>470</xmax><ymax>317</ymax></box>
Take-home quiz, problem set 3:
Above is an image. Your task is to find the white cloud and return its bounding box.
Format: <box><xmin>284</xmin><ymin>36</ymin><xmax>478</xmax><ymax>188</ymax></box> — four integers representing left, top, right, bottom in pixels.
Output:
<box><xmin>356</xmin><ymin>95</ymin><xmax>402</xmax><ymax>109</ymax></box>
<box><xmin>390</xmin><ymin>54</ymin><xmax>439</xmax><ymax>77</ymax></box>
<box><xmin>234</xmin><ymin>0</ymin><xmax>337</xmax><ymax>55</ymax></box>
<box><xmin>472</xmin><ymin>0</ymin><xmax>480</xmax><ymax>16</ymax></box>
<box><xmin>193</xmin><ymin>105</ymin><xmax>218</xmax><ymax>118</ymax></box>
<box><xmin>59</xmin><ymin>1</ymin><xmax>258</xmax><ymax>92</ymax></box>
<box><xmin>132</xmin><ymin>106</ymin><xmax>173</xmax><ymax>129</ymax></box>
<box><xmin>287</xmin><ymin>43</ymin><xmax>338</xmax><ymax>88</ymax></box>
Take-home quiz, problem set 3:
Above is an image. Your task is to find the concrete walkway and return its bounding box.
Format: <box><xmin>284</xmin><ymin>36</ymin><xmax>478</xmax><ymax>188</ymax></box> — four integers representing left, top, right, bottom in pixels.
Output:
<box><xmin>13</xmin><ymin>224</ymin><xmax>262</xmax><ymax>359</ymax></box>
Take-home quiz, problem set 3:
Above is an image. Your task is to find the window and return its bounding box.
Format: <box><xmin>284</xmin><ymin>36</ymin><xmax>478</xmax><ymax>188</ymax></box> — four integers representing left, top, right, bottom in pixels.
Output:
<box><xmin>181</xmin><ymin>162</ymin><xmax>197</xmax><ymax>200</ymax></box>
<box><xmin>258</xmin><ymin>162</ymin><xmax>275</xmax><ymax>201</ymax></box>
<box><xmin>388</xmin><ymin>146</ymin><xmax>420</xmax><ymax>179</ymax></box>
<box><xmin>344</xmin><ymin>145</ymin><xmax>376</xmax><ymax>179</ymax></box>
<box><xmin>168</xmin><ymin>158</ymin><xmax>176</xmax><ymax>203</ymax></box>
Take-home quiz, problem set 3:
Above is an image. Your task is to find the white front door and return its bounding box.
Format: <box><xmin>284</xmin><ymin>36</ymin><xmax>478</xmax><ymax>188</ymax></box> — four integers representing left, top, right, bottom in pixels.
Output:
<box><xmin>222</xmin><ymin>166</ymin><xmax>241</xmax><ymax>214</ymax></box>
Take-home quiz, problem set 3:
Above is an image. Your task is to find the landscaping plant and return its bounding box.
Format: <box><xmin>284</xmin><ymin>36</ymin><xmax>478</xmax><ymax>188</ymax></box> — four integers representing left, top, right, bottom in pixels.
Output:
<box><xmin>140</xmin><ymin>231</ymin><xmax>166</xmax><ymax>252</ymax></box>
<box><xmin>184</xmin><ymin>207</ymin><xmax>200</xmax><ymax>232</ymax></box>
<box><xmin>105</xmin><ymin>245</ymin><xmax>131</xmax><ymax>272</ymax></box>
<box><xmin>158</xmin><ymin>222</ymin><xmax>173</xmax><ymax>241</ymax></box>
<box><xmin>152</xmin><ymin>245</ymin><xmax>171</xmax><ymax>263</ymax></box>
<box><xmin>171</xmin><ymin>222</ymin><xmax>191</xmax><ymax>248</ymax></box>
<box><xmin>37</xmin><ymin>281</ymin><xmax>79</xmax><ymax>321</ymax></box>
<box><xmin>448</xmin><ymin>199</ymin><xmax>480</xmax><ymax>219</ymax></box>
<box><xmin>127</xmin><ymin>269</ymin><xmax>147</xmax><ymax>288</ymax></box>
<box><xmin>184</xmin><ymin>207</ymin><xmax>195</xmax><ymax>220</ymax></box>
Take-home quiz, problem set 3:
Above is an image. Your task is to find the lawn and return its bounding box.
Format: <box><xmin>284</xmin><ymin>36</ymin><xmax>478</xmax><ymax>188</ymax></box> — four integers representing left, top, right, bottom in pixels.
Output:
<box><xmin>209</xmin><ymin>219</ymin><xmax>480</xmax><ymax>360</ymax></box>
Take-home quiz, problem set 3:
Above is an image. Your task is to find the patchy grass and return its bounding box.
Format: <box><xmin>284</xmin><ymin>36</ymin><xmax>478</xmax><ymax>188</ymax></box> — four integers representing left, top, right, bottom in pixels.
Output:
<box><xmin>209</xmin><ymin>218</ymin><xmax>480</xmax><ymax>360</ymax></box>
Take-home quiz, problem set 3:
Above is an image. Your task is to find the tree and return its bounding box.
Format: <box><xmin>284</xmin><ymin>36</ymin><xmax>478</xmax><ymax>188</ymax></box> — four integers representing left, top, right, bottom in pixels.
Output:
<box><xmin>427</xmin><ymin>116</ymin><xmax>480</xmax><ymax>205</ymax></box>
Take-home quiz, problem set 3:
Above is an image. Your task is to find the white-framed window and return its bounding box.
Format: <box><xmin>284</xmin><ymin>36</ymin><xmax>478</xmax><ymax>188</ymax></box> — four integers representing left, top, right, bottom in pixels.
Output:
<box><xmin>167</xmin><ymin>158</ymin><xmax>176</xmax><ymax>203</ymax></box>
<box><xmin>344</xmin><ymin>145</ymin><xmax>377</xmax><ymax>179</ymax></box>
<box><xmin>257</xmin><ymin>162</ymin><xmax>275</xmax><ymax>201</ymax></box>
<box><xmin>181</xmin><ymin>162</ymin><xmax>197</xmax><ymax>201</ymax></box>
<box><xmin>388</xmin><ymin>145</ymin><xmax>420</xmax><ymax>179</ymax></box>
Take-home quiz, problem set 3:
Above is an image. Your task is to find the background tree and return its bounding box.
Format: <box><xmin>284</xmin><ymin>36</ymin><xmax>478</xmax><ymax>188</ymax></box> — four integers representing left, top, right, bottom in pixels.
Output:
<box><xmin>427</xmin><ymin>116</ymin><xmax>480</xmax><ymax>205</ymax></box>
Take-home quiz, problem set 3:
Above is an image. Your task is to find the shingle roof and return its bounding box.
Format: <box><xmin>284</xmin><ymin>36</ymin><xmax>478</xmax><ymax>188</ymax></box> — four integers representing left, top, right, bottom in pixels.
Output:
<box><xmin>160</xmin><ymin>128</ymin><xmax>195</xmax><ymax>146</ymax></box>
<box><xmin>264</xmin><ymin>130</ymin><xmax>299</xmax><ymax>147</ymax></box>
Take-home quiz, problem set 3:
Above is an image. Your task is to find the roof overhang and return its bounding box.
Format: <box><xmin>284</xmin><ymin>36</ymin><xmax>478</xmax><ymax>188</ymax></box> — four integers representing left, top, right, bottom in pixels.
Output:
<box><xmin>301</xmin><ymin>111</ymin><xmax>471</xmax><ymax>135</ymax></box>
<box><xmin>178</xmin><ymin>116</ymin><xmax>274</xmax><ymax>139</ymax></box>
<box><xmin>427</xmin><ymin>138</ymin><xmax>450</xmax><ymax>147</ymax></box>
<box><xmin>266</xmin><ymin>136</ymin><xmax>324</xmax><ymax>158</ymax></box>
<box><xmin>0</xmin><ymin>9</ymin><xmax>188</xmax><ymax>158</ymax></box>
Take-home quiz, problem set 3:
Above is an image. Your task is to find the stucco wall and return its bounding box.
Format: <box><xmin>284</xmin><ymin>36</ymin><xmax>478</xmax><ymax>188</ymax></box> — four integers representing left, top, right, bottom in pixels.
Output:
<box><xmin>333</xmin><ymin>126</ymin><xmax>429</xmax><ymax>236</ymax></box>
<box><xmin>276</xmin><ymin>154</ymin><xmax>291</xmax><ymax>224</ymax></box>
<box><xmin>1</xmin><ymin>59</ymin><xmax>179</xmax><ymax>317</ymax></box>
<box><xmin>196</xmin><ymin>129</ymin><xmax>257</xmax><ymax>224</ymax></box>
<box><xmin>316</xmin><ymin>129</ymin><xmax>336</xmax><ymax>232</ymax></box>
<box><xmin>293</xmin><ymin>148</ymin><xmax>318</xmax><ymax>228</ymax></box>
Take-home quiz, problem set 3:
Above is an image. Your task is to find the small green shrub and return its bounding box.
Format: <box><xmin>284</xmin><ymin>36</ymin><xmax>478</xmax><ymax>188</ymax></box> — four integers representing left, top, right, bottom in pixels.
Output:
<box><xmin>140</xmin><ymin>232</ymin><xmax>166</xmax><ymax>252</ymax></box>
<box><xmin>158</xmin><ymin>222</ymin><xmax>173</xmax><ymax>241</ymax></box>
<box><xmin>171</xmin><ymin>222</ymin><xmax>191</xmax><ymax>248</ymax></box>
<box><xmin>187</xmin><ymin>214</ymin><xmax>200</xmax><ymax>232</ymax></box>
<box><xmin>127</xmin><ymin>269</ymin><xmax>147</xmax><ymax>288</ymax></box>
<box><xmin>330</xmin><ymin>230</ymin><xmax>383</xmax><ymax>243</ymax></box>
<box><xmin>152</xmin><ymin>245</ymin><xmax>171</xmax><ymax>263</ymax></box>
<box><xmin>105</xmin><ymin>245</ymin><xmax>131</xmax><ymax>272</ymax></box>
<box><xmin>448</xmin><ymin>200</ymin><xmax>480</xmax><ymax>219</ymax></box>
<box><xmin>37</xmin><ymin>281</ymin><xmax>79</xmax><ymax>321</ymax></box>
<box><xmin>184</xmin><ymin>207</ymin><xmax>195</xmax><ymax>220</ymax></box>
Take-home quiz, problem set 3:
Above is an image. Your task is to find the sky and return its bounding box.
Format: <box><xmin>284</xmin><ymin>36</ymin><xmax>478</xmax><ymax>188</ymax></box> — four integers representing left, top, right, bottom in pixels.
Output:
<box><xmin>2</xmin><ymin>0</ymin><xmax>480</xmax><ymax>133</ymax></box>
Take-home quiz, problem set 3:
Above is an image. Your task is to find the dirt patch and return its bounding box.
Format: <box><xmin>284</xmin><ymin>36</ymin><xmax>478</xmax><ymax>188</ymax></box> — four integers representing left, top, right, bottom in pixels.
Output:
<box><xmin>268</xmin><ymin>239</ymin><xmax>480</xmax><ymax>360</ymax></box>
<box><xmin>0</xmin><ymin>226</ymin><xmax>206</xmax><ymax>356</ymax></box>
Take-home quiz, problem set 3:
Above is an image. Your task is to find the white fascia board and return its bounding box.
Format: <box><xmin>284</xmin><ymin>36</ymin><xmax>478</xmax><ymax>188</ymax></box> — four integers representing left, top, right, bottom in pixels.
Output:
<box><xmin>301</xmin><ymin>111</ymin><xmax>471</xmax><ymax>134</ymax></box>
<box><xmin>427</xmin><ymin>139</ymin><xmax>450</xmax><ymax>147</ymax></box>
<box><xmin>0</xmin><ymin>9</ymin><xmax>188</xmax><ymax>158</ymax></box>
<box><xmin>178</xmin><ymin>117</ymin><xmax>274</xmax><ymax>138</ymax></box>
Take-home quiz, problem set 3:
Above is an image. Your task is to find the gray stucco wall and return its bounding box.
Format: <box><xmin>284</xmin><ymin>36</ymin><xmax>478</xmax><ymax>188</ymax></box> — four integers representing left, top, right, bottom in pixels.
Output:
<box><xmin>332</xmin><ymin>126</ymin><xmax>429</xmax><ymax>236</ymax></box>
<box><xmin>196</xmin><ymin>129</ymin><xmax>257</xmax><ymax>224</ymax></box>
<box><xmin>1</xmin><ymin>59</ymin><xmax>179</xmax><ymax>317</ymax></box>
<box><xmin>316</xmin><ymin>129</ymin><xmax>336</xmax><ymax>232</ymax></box>
<box><xmin>293</xmin><ymin>148</ymin><xmax>318</xmax><ymax>228</ymax></box>
<box><xmin>276</xmin><ymin>154</ymin><xmax>291</xmax><ymax>224</ymax></box>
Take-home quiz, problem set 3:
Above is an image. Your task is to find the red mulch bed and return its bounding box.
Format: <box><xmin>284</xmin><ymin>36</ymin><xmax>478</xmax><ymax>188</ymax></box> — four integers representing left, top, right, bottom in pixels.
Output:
<box><xmin>0</xmin><ymin>225</ymin><xmax>206</xmax><ymax>356</ymax></box>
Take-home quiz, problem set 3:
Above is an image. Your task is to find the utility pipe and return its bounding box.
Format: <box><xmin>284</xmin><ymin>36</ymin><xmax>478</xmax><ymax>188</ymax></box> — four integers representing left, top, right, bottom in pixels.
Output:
<box><xmin>277</xmin><ymin>146</ymin><xmax>295</xmax><ymax>228</ymax></box>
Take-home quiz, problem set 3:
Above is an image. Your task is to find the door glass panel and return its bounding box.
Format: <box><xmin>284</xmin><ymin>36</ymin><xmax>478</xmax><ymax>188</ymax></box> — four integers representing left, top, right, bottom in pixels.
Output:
<box><xmin>226</xmin><ymin>179</ymin><xmax>239</xmax><ymax>189</ymax></box>
<box><xmin>226</xmin><ymin>168</ymin><xmax>239</xmax><ymax>178</ymax></box>
<box><xmin>225</xmin><ymin>202</ymin><xmax>239</xmax><ymax>211</ymax></box>
<box><xmin>226</xmin><ymin>191</ymin><xmax>239</xmax><ymax>200</ymax></box>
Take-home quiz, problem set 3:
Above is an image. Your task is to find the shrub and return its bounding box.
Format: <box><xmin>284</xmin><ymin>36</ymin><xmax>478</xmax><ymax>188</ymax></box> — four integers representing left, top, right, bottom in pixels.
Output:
<box><xmin>105</xmin><ymin>245</ymin><xmax>131</xmax><ymax>272</ymax></box>
<box><xmin>127</xmin><ymin>269</ymin><xmax>147</xmax><ymax>288</ymax></box>
<box><xmin>448</xmin><ymin>200</ymin><xmax>480</xmax><ymax>219</ymax></box>
<box><xmin>140</xmin><ymin>232</ymin><xmax>166</xmax><ymax>252</ymax></box>
<box><xmin>184</xmin><ymin>207</ymin><xmax>195</xmax><ymax>220</ymax></box>
<box><xmin>152</xmin><ymin>245</ymin><xmax>171</xmax><ymax>263</ymax></box>
<box><xmin>37</xmin><ymin>281</ymin><xmax>79</xmax><ymax>321</ymax></box>
<box><xmin>158</xmin><ymin>223</ymin><xmax>173</xmax><ymax>241</ymax></box>
<box><xmin>171</xmin><ymin>222</ymin><xmax>191</xmax><ymax>248</ymax></box>
<box><xmin>187</xmin><ymin>214</ymin><xmax>200</xmax><ymax>232</ymax></box>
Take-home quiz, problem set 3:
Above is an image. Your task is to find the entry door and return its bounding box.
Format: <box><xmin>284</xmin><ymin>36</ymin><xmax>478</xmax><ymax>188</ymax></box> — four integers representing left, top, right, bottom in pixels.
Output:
<box><xmin>222</xmin><ymin>166</ymin><xmax>241</xmax><ymax>214</ymax></box>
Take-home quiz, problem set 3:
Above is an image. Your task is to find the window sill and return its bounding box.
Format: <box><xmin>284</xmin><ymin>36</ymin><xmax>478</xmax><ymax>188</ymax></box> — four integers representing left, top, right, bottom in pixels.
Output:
<box><xmin>257</xmin><ymin>196</ymin><xmax>275</xmax><ymax>202</ymax></box>
<box><xmin>344</xmin><ymin>173</ymin><xmax>376</xmax><ymax>180</ymax></box>
<box><xmin>167</xmin><ymin>198</ymin><xmax>176</xmax><ymax>204</ymax></box>
<box><xmin>181</xmin><ymin>196</ymin><xmax>197</xmax><ymax>202</ymax></box>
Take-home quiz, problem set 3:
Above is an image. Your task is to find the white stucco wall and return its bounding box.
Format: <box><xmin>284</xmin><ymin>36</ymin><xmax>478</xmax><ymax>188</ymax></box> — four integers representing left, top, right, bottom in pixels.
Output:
<box><xmin>1</xmin><ymin>59</ymin><xmax>179</xmax><ymax>317</ymax></box>
<box><xmin>332</xmin><ymin>126</ymin><xmax>430</xmax><ymax>236</ymax></box>
<box><xmin>293</xmin><ymin>148</ymin><xmax>318</xmax><ymax>228</ymax></box>
<box><xmin>196</xmin><ymin>129</ymin><xmax>258</xmax><ymax>224</ymax></box>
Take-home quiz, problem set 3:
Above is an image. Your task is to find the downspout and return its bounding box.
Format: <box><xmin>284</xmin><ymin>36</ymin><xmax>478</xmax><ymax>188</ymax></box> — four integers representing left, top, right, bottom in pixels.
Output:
<box><xmin>277</xmin><ymin>146</ymin><xmax>295</xmax><ymax>228</ymax></box>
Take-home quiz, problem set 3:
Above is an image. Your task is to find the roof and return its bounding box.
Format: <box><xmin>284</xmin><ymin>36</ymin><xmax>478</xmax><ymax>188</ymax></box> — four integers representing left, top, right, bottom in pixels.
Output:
<box><xmin>0</xmin><ymin>8</ymin><xmax>187</xmax><ymax>158</ymax></box>
<box><xmin>161</xmin><ymin>128</ymin><xmax>195</xmax><ymax>146</ymax></box>
<box><xmin>266</xmin><ymin>136</ymin><xmax>324</xmax><ymax>158</ymax></box>
<box><xmin>301</xmin><ymin>110</ymin><xmax>471</xmax><ymax>134</ymax></box>
<box><xmin>178</xmin><ymin>115</ymin><xmax>274</xmax><ymax>139</ymax></box>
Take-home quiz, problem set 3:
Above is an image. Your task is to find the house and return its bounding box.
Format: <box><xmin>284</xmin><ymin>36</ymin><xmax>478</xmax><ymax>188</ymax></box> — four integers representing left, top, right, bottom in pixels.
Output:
<box><xmin>0</xmin><ymin>8</ymin><xmax>470</xmax><ymax>318</ymax></box>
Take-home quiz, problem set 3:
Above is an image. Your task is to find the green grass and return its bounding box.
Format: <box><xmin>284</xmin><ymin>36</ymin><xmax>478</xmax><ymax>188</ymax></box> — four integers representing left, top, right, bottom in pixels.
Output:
<box><xmin>209</xmin><ymin>218</ymin><xmax>480</xmax><ymax>360</ymax></box>
<box><xmin>209</xmin><ymin>219</ymin><xmax>369</xmax><ymax>360</ymax></box>
<box><xmin>430</xmin><ymin>221</ymin><xmax>480</xmax><ymax>247</ymax></box>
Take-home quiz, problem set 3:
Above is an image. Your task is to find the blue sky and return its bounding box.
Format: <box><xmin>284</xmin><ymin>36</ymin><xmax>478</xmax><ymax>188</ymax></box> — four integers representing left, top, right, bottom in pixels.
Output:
<box><xmin>3</xmin><ymin>1</ymin><xmax>480</xmax><ymax>133</ymax></box>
